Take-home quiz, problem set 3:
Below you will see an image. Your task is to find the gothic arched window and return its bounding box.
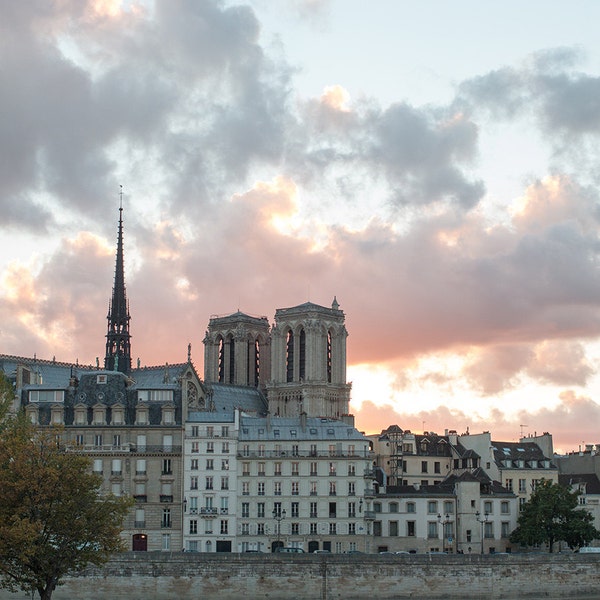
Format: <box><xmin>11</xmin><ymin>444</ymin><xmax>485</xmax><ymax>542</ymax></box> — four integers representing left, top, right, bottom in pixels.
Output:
<box><xmin>286</xmin><ymin>330</ymin><xmax>294</xmax><ymax>382</ymax></box>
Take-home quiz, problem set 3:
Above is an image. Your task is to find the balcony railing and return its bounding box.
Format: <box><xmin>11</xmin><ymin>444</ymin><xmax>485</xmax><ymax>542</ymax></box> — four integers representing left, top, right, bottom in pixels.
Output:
<box><xmin>237</xmin><ymin>449</ymin><xmax>373</xmax><ymax>459</ymax></box>
<box><xmin>200</xmin><ymin>507</ymin><xmax>218</xmax><ymax>516</ymax></box>
<box><xmin>133</xmin><ymin>495</ymin><xmax>147</xmax><ymax>503</ymax></box>
<box><xmin>71</xmin><ymin>444</ymin><xmax>182</xmax><ymax>454</ymax></box>
<box><xmin>160</xmin><ymin>495</ymin><xmax>173</xmax><ymax>503</ymax></box>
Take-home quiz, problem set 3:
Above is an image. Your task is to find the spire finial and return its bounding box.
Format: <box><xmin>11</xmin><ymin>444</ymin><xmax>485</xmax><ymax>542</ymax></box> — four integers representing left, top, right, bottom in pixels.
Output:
<box><xmin>104</xmin><ymin>190</ymin><xmax>132</xmax><ymax>374</ymax></box>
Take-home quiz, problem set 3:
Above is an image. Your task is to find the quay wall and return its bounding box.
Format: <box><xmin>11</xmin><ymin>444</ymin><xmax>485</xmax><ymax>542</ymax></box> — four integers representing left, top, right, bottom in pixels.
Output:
<box><xmin>1</xmin><ymin>553</ymin><xmax>599</xmax><ymax>600</ymax></box>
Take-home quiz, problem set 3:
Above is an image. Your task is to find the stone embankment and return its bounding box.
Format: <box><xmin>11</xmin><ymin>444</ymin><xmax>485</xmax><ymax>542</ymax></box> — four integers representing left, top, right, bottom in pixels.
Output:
<box><xmin>1</xmin><ymin>552</ymin><xmax>599</xmax><ymax>599</ymax></box>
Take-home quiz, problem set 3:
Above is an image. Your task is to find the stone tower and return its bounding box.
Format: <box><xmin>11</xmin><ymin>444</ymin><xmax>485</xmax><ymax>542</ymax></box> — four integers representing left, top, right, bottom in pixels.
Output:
<box><xmin>266</xmin><ymin>298</ymin><xmax>351</xmax><ymax>419</ymax></box>
<box><xmin>104</xmin><ymin>199</ymin><xmax>132</xmax><ymax>374</ymax></box>
<box><xmin>203</xmin><ymin>311</ymin><xmax>271</xmax><ymax>388</ymax></box>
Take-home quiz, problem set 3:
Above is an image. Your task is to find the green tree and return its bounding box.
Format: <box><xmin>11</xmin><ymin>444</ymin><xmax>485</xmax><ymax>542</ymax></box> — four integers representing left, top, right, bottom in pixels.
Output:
<box><xmin>510</xmin><ymin>479</ymin><xmax>600</xmax><ymax>552</ymax></box>
<box><xmin>0</xmin><ymin>371</ymin><xmax>14</xmax><ymax>424</ymax></box>
<box><xmin>0</xmin><ymin>418</ymin><xmax>133</xmax><ymax>600</ymax></box>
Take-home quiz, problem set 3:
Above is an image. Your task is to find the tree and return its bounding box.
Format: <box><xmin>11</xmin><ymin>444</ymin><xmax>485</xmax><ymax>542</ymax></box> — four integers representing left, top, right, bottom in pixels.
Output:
<box><xmin>0</xmin><ymin>371</ymin><xmax>14</xmax><ymax>424</ymax></box>
<box><xmin>0</xmin><ymin>418</ymin><xmax>133</xmax><ymax>600</ymax></box>
<box><xmin>510</xmin><ymin>479</ymin><xmax>600</xmax><ymax>552</ymax></box>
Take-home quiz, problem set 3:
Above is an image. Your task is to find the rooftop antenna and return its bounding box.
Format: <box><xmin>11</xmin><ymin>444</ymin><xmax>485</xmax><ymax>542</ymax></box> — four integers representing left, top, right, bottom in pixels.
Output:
<box><xmin>520</xmin><ymin>424</ymin><xmax>528</xmax><ymax>438</ymax></box>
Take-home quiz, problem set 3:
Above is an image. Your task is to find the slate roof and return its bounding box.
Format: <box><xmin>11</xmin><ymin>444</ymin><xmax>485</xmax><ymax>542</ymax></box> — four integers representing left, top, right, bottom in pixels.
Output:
<box><xmin>492</xmin><ymin>441</ymin><xmax>556</xmax><ymax>468</ymax></box>
<box><xmin>207</xmin><ymin>383</ymin><xmax>268</xmax><ymax>415</ymax></box>
<box><xmin>238</xmin><ymin>415</ymin><xmax>365</xmax><ymax>441</ymax></box>
<box><xmin>0</xmin><ymin>354</ymin><xmax>95</xmax><ymax>388</ymax></box>
<box><xmin>559</xmin><ymin>474</ymin><xmax>600</xmax><ymax>495</ymax></box>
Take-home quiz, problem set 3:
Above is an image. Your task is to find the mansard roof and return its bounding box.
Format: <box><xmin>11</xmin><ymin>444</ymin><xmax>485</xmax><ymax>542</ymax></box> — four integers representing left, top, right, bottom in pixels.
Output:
<box><xmin>559</xmin><ymin>473</ymin><xmax>600</xmax><ymax>494</ymax></box>
<box><xmin>238</xmin><ymin>415</ymin><xmax>365</xmax><ymax>441</ymax></box>
<box><xmin>492</xmin><ymin>440</ymin><xmax>556</xmax><ymax>466</ymax></box>
<box><xmin>130</xmin><ymin>363</ymin><xmax>189</xmax><ymax>388</ymax></box>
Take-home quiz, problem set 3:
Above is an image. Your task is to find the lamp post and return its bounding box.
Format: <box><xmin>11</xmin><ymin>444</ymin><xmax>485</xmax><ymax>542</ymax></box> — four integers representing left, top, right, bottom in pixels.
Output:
<box><xmin>272</xmin><ymin>508</ymin><xmax>286</xmax><ymax>550</ymax></box>
<box><xmin>437</xmin><ymin>513</ymin><xmax>452</xmax><ymax>553</ymax></box>
<box><xmin>476</xmin><ymin>511</ymin><xmax>489</xmax><ymax>555</ymax></box>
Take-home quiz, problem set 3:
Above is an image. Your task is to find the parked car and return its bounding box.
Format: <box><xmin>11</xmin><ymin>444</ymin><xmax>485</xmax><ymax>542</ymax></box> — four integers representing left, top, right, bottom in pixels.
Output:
<box><xmin>313</xmin><ymin>550</ymin><xmax>331</xmax><ymax>554</ymax></box>
<box><xmin>274</xmin><ymin>547</ymin><xmax>305</xmax><ymax>553</ymax></box>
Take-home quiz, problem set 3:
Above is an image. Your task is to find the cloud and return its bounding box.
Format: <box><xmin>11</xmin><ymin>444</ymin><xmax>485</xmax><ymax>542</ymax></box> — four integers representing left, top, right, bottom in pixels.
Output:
<box><xmin>353</xmin><ymin>394</ymin><xmax>600</xmax><ymax>453</ymax></box>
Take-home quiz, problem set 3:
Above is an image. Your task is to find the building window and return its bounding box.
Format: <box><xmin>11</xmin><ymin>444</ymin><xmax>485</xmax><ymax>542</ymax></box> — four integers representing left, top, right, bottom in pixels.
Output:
<box><xmin>242</xmin><ymin>462</ymin><xmax>250</xmax><ymax>476</ymax></box>
<box><xmin>484</xmin><ymin>501</ymin><xmax>493</xmax><ymax>514</ymax></box>
<box><xmin>221</xmin><ymin>476</ymin><xmax>229</xmax><ymax>490</ymax></box>
<box><xmin>274</xmin><ymin>462</ymin><xmax>282</xmax><ymax>476</ymax></box>
<box><xmin>348</xmin><ymin>481</ymin><xmax>355</xmax><ymax>496</ymax></box>
<box><xmin>207</xmin><ymin>442</ymin><xmax>214</xmax><ymax>453</ymax></box>
<box><xmin>242</xmin><ymin>482</ymin><xmax>249</xmax><ymax>496</ymax></box>
<box><xmin>258</xmin><ymin>444</ymin><xmax>265</xmax><ymax>457</ymax></box>
<box><xmin>75</xmin><ymin>434</ymin><xmax>84</xmax><ymax>446</ymax></box>
<box><xmin>162</xmin><ymin>459</ymin><xmax>172</xmax><ymax>475</ymax></box>
<box><xmin>310</xmin><ymin>482</ymin><xmax>317</xmax><ymax>496</ymax></box>
<box><xmin>501</xmin><ymin>501</ymin><xmax>510</xmax><ymax>514</ymax></box>
<box><xmin>258</xmin><ymin>482</ymin><xmax>265</xmax><ymax>496</ymax></box>
<box><xmin>389</xmin><ymin>521</ymin><xmax>398</xmax><ymax>537</ymax></box>
<box><xmin>310</xmin><ymin>502</ymin><xmax>318</xmax><ymax>518</ymax></box>
<box><xmin>257</xmin><ymin>523</ymin><xmax>265</xmax><ymax>535</ymax></box>
<box><xmin>291</xmin><ymin>502</ymin><xmax>299</xmax><ymax>518</ymax></box>
<box><xmin>191</xmin><ymin>442</ymin><xmax>199</xmax><ymax>453</ymax></box>
<box><xmin>189</xmin><ymin>520</ymin><xmax>198</xmax><ymax>535</ymax></box>
<box><xmin>191</xmin><ymin>459</ymin><xmax>198</xmax><ymax>471</ymax></box>
<box><xmin>206</xmin><ymin>459</ymin><xmax>214</xmax><ymax>470</ymax></box>
<box><xmin>348</xmin><ymin>463</ymin><xmax>356</xmax><ymax>476</ymax></box>
<box><xmin>220</xmin><ymin>520</ymin><xmax>228</xmax><ymax>535</ymax></box>
<box><xmin>329</xmin><ymin>522</ymin><xmax>337</xmax><ymax>535</ymax></box>
<box><xmin>162</xmin><ymin>534</ymin><xmax>171</xmax><ymax>551</ymax></box>
<box><xmin>257</xmin><ymin>503</ymin><xmax>265</xmax><ymax>518</ymax></box>
<box><xmin>205</xmin><ymin>477</ymin><xmax>213</xmax><ymax>490</ymax></box>
<box><xmin>427</xmin><ymin>501</ymin><xmax>437</xmax><ymax>514</ymax></box>
<box><xmin>292</xmin><ymin>462</ymin><xmax>299</xmax><ymax>476</ymax></box>
<box><xmin>161</xmin><ymin>509</ymin><xmax>171</xmax><ymax>528</ymax></box>
<box><xmin>242</xmin><ymin>503</ymin><xmax>249</xmax><ymax>518</ymax></box>
<box><xmin>373</xmin><ymin>502</ymin><xmax>381</xmax><ymax>513</ymax></box>
<box><xmin>389</xmin><ymin>502</ymin><xmax>398</xmax><ymax>513</ymax></box>
<box><xmin>329</xmin><ymin>462</ymin><xmax>336</xmax><ymax>476</ymax></box>
<box><xmin>190</xmin><ymin>476</ymin><xmax>198</xmax><ymax>490</ymax></box>
<box><xmin>407</xmin><ymin>502</ymin><xmax>415</xmax><ymax>514</ymax></box>
<box><xmin>292</xmin><ymin>481</ymin><xmax>299</xmax><ymax>496</ymax></box>
<box><xmin>222</xmin><ymin>442</ymin><xmax>229</xmax><ymax>453</ymax></box>
<box><xmin>407</xmin><ymin>521</ymin><xmax>416</xmax><ymax>537</ymax></box>
<box><xmin>329</xmin><ymin>482</ymin><xmax>337</xmax><ymax>496</ymax></box>
<box><xmin>518</xmin><ymin>479</ymin><xmax>527</xmax><ymax>493</ymax></box>
<box><xmin>501</xmin><ymin>522</ymin><xmax>510</xmax><ymax>538</ymax></box>
<box><xmin>94</xmin><ymin>434</ymin><xmax>103</xmax><ymax>447</ymax></box>
<box><xmin>421</xmin><ymin>461</ymin><xmax>428</xmax><ymax>473</ymax></box>
<box><xmin>222</xmin><ymin>459</ymin><xmax>229</xmax><ymax>471</ymax></box>
<box><xmin>505</xmin><ymin>478</ymin><xmax>513</xmax><ymax>492</ymax></box>
<box><xmin>292</xmin><ymin>444</ymin><xmax>299</xmax><ymax>456</ymax></box>
<box><xmin>427</xmin><ymin>522</ymin><xmax>438</xmax><ymax>539</ymax></box>
<box><xmin>274</xmin><ymin>482</ymin><xmax>282</xmax><ymax>496</ymax></box>
<box><xmin>258</xmin><ymin>462</ymin><xmax>266</xmax><ymax>476</ymax></box>
<box><xmin>434</xmin><ymin>462</ymin><xmax>441</xmax><ymax>474</ymax></box>
<box><xmin>484</xmin><ymin>522</ymin><xmax>494</xmax><ymax>539</ymax></box>
<box><xmin>348</xmin><ymin>502</ymin><xmax>356</xmax><ymax>518</ymax></box>
<box><xmin>310</xmin><ymin>462</ymin><xmax>318</xmax><ymax>476</ymax></box>
<box><xmin>221</xmin><ymin>426</ymin><xmax>229</xmax><ymax>437</ymax></box>
<box><xmin>444</xmin><ymin>501</ymin><xmax>453</xmax><ymax>514</ymax></box>
<box><xmin>241</xmin><ymin>523</ymin><xmax>249</xmax><ymax>536</ymax></box>
<box><xmin>291</xmin><ymin>522</ymin><xmax>299</xmax><ymax>535</ymax></box>
<box><xmin>310</xmin><ymin>523</ymin><xmax>318</xmax><ymax>535</ymax></box>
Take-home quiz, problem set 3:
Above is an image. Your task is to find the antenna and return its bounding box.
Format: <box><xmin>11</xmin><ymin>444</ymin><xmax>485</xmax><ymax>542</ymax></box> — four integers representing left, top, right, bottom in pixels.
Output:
<box><xmin>519</xmin><ymin>424</ymin><xmax>528</xmax><ymax>438</ymax></box>
<box><xmin>119</xmin><ymin>184</ymin><xmax>123</xmax><ymax>210</ymax></box>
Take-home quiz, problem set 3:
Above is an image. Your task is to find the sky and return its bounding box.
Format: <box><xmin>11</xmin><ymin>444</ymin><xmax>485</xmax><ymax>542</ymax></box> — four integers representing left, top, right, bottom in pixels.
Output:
<box><xmin>2</xmin><ymin>0</ymin><xmax>600</xmax><ymax>453</ymax></box>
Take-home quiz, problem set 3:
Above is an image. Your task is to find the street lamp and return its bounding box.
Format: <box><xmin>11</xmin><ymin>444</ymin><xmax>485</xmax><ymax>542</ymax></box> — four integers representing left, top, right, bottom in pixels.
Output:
<box><xmin>437</xmin><ymin>513</ymin><xmax>452</xmax><ymax>553</ymax></box>
<box><xmin>272</xmin><ymin>508</ymin><xmax>286</xmax><ymax>550</ymax></box>
<box><xmin>476</xmin><ymin>511</ymin><xmax>489</xmax><ymax>555</ymax></box>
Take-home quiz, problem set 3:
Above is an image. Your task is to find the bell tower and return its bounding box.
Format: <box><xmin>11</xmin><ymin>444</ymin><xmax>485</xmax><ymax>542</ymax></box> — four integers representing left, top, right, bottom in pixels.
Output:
<box><xmin>266</xmin><ymin>298</ymin><xmax>351</xmax><ymax>419</ymax></box>
<box><xmin>104</xmin><ymin>191</ymin><xmax>132</xmax><ymax>374</ymax></box>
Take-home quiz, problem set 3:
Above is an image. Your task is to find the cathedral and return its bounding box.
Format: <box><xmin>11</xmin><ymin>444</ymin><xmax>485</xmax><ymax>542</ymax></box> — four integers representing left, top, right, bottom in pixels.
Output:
<box><xmin>0</xmin><ymin>204</ymin><xmax>373</xmax><ymax>553</ymax></box>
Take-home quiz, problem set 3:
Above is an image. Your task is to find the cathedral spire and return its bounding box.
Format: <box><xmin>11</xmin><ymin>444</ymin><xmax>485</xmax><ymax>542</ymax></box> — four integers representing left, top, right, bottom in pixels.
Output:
<box><xmin>104</xmin><ymin>187</ymin><xmax>132</xmax><ymax>373</ymax></box>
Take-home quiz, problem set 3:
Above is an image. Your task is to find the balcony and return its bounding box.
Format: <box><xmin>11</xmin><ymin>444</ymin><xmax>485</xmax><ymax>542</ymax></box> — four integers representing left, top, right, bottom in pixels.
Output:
<box><xmin>160</xmin><ymin>495</ymin><xmax>173</xmax><ymax>503</ymax></box>
<box><xmin>200</xmin><ymin>507</ymin><xmax>218</xmax><ymax>516</ymax></box>
<box><xmin>220</xmin><ymin>508</ymin><xmax>229</xmax><ymax>515</ymax></box>
<box><xmin>134</xmin><ymin>521</ymin><xmax>146</xmax><ymax>528</ymax></box>
<box><xmin>133</xmin><ymin>495</ymin><xmax>147</xmax><ymax>503</ymax></box>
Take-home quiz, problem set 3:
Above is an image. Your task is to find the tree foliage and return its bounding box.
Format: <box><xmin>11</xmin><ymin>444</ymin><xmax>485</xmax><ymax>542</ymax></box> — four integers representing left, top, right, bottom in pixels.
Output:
<box><xmin>0</xmin><ymin>418</ymin><xmax>133</xmax><ymax>600</ymax></box>
<box><xmin>510</xmin><ymin>479</ymin><xmax>600</xmax><ymax>552</ymax></box>
<box><xmin>0</xmin><ymin>371</ymin><xmax>14</xmax><ymax>425</ymax></box>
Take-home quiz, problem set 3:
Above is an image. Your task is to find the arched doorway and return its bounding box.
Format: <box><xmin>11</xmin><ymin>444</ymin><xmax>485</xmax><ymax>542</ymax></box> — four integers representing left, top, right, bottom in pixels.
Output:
<box><xmin>132</xmin><ymin>534</ymin><xmax>147</xmax><ymax>551</ymax></box>
<box><xmin>308</xmin><ymin>540</ymin><xmax>319</xmax><ymax>553</ymax></box>
<box><xmin>271</xmin><ymin>540</ymin><xmax>284</xmax><ymax>553</ymax></box>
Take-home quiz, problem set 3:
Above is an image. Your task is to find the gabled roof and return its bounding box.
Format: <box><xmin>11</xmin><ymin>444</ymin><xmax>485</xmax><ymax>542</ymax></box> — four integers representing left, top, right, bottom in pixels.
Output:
<box><xmin>492</xmin><ymin>440</ymin><xmax>555</xmax><ymax>467</ymax></box>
